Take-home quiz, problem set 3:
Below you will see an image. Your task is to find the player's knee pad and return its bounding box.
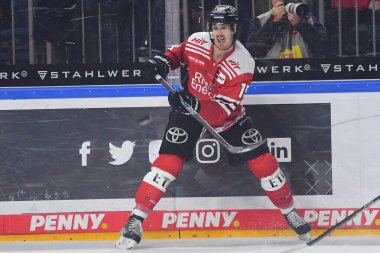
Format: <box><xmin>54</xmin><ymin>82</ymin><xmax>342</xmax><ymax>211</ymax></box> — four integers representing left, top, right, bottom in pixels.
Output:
<box><xmin>135</xmin><ymin>166</ymin><xmax>177</xmax><ymax>213</ymax></box>
<box><xmin>142</xmin><ymin>167</ymin><xmax>176</xmax><ymax>193</ymax></box>
<box><xmin>135</xmin><ymin>154</ymin><xmax>184</xmax><ymax>213</ymax></box>
<box><xmin>248</xmin><ymin>154</ymin><xmax>293</xmax><ymax>209</ymax></box>
<box><xmin>260</xmin><ymin>167</ymin><xmax>293</xmax><ymax>209</ymax></box>
<box><xmin>246</xmin><ymin>153</ymin><xmax>279</xmax><ymax>179</ymax></box>
<box><xmin>144</xmin><ymin>154</ymin><xmax>184</xmax><ymax>192</ymax></box>
<box><xmin>260</xmin><ymin>167</ymin><xmax>286</xmax><ymax>192</ymax></box>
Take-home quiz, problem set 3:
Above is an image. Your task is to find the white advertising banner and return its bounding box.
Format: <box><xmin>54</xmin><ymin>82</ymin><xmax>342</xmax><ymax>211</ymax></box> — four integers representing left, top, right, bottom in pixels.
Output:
<box><xmin>0</xmin><ymin>81</ymin><xmax>379</xmax><ymax>235</ymax></box>
<box><xmin>0</xmin><ymin>91</ymin><xmax>378</xmax><ymax>215</ymax></box>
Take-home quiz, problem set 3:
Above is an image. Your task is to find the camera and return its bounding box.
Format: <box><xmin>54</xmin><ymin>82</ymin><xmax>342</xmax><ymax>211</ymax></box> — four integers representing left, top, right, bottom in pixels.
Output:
<box><xmin>284</xmin><ymin>1</ymin><xmax>309</xmax><ymax>18</ymax></box>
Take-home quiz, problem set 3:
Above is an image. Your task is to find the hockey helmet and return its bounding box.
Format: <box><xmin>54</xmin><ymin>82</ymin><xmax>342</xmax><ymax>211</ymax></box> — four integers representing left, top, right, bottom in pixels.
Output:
<box><xmin>207</xmin><ymin>5</ymin><xmax>238</xmax><ymax>33</ymax></box>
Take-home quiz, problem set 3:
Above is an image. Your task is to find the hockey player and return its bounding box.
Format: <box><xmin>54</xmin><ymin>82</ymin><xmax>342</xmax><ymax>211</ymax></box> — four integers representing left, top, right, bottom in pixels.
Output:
<box><xmin>115</xmin><ymin>5</ymin><xmax>311</xmax><ymax>250</ymax></box>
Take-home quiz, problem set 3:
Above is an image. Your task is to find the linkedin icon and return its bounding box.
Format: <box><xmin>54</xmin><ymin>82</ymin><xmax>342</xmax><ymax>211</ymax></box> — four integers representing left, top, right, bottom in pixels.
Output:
<box><xmin>267</xmin><ymin>138</ymin><xmax>292</xmax><ymax>163</ymax></box>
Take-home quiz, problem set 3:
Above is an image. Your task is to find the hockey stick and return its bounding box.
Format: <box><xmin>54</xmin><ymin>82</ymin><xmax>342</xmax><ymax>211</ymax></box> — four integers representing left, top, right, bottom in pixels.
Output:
<box><xmin>307</xmin><ymin>195</ymin><xmax>380</xmax><ymax>246</ymax></box>
<box><xmin>155</xmin><ymin>74</ymin><xmax>267</xmax><ymax>154</ymax></box>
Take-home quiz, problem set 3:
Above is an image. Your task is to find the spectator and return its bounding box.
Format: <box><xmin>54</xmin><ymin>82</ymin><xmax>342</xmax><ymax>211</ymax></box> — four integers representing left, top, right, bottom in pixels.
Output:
<box><xmin>245</xmin><ymin>0</ymin><xmax>328</xmax><ymax>59</ymax></box>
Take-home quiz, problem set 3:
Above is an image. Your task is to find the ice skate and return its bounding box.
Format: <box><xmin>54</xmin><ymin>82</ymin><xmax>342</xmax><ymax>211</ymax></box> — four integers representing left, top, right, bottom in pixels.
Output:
<box><xmin>115</xmin><ymin>214</ymin><xmax>144</xmax><ymax>249</ymax></box>
<box><xmin>283</xmin><ymin>209</ymin><xmax>311</xmax><ymax>241</ymax></box>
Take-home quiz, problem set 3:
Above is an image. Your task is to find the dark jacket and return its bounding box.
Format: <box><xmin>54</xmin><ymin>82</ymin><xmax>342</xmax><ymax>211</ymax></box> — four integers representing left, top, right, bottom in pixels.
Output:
<box><xmin>245</xmin><ymin>10</ymin><xmax>328</xmax><ymax>58</ymax></box>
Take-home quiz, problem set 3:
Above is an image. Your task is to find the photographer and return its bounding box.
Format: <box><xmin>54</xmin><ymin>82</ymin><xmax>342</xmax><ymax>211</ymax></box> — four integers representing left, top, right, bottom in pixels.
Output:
<box><xmin>245</xmin><ymin>0</ymin><xmax>328</xmax><ymax>58</ymax></box>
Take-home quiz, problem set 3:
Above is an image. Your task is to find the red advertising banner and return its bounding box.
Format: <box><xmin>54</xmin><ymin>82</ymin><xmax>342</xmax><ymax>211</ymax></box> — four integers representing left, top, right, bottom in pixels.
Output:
<box><xmin>1</xmin><ymin>208</ymin><xmax>379</xmax><ymax>235</ymax></box>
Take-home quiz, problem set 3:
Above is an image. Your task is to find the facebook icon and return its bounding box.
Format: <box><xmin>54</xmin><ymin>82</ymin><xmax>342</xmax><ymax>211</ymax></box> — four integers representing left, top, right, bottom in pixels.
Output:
<box><xmin>79</xmin><ymin>141</ymin><xmax>91</xmax><ymax>166</ymax></box>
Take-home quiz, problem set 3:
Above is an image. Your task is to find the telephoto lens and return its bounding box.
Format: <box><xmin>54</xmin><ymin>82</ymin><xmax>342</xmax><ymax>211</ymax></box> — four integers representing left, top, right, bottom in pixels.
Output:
<box><xmin>285</xmin><ymin>3</ymin><xmax>309</xmax><ymax>18</ymax></box>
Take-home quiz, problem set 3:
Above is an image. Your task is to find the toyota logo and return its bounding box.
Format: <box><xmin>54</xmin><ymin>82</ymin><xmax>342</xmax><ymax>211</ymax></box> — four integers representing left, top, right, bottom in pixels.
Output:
<box><xmin>166</xmin><ymin>127</ymin><xmax>188</xmax><ymax>144</ymax></box>
<box><xmin>242</xmin><ymin>129</ymin><xmax>262</xmax><ymax>145</ymax></box>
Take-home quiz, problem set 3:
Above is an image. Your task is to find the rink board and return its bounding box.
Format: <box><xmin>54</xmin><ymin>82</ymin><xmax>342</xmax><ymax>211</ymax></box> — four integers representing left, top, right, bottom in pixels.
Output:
<box><xmin>0</xmin><ymin>79</ymin><xmax>380</xmax><ymax>238</ymax></box>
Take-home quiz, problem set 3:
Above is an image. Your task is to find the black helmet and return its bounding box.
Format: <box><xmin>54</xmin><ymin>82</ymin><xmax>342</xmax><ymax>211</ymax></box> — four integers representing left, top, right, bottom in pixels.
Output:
<box><xmin>208</xmin><ymin>5</ymin><xmax>238</xmax><ymax>32</ymax></box>
<box><xmin>208</xmin><ymin>5</ymin><xmax>238</xmax><ymax>50</ymax></box>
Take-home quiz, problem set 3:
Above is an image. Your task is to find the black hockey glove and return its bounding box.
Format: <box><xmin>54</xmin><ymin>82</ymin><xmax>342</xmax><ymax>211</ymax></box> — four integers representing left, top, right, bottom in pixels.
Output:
<box><xmin>168</xmin><ymin>90</ymin><xmax>200</xmax><ymax>115</ymax></box>
<box><xmin>148</xmin><ymin>55</ymin><xmax>171</xmax><ymax>78</ymax></box>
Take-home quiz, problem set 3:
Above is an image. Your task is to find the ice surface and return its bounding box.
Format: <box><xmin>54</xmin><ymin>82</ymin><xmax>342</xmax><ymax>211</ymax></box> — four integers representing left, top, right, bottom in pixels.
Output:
<box><xmin>0</xmin><ymin>236</ymin><xmax>379</xmax><ymax>253</ymax></box>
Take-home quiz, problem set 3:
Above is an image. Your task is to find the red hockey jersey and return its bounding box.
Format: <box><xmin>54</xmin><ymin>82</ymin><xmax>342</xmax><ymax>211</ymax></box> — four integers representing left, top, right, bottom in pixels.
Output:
<box><xmin>165</xmin><ymin>32</ymin><xmax>255</xmax><ymax>132</ymax></box>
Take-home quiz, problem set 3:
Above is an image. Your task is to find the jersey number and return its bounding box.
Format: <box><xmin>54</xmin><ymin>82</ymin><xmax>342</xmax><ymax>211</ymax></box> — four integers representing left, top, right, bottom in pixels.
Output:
<box><xmin>238</xmin><ymin>83</ymin><xmax>249</xmax><ymax>98</ymax></box>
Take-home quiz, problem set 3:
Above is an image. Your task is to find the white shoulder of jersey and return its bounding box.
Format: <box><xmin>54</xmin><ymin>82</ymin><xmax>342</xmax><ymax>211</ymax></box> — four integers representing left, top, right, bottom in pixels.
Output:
<box><xmin>228</xmin><ymin>40</ymin><xmax>255</xmax><ymax>75</ymax></box>
<box><xmin>187</xmin><ymin>32</ymin><xmax>212</xmax><ymax>50</ymax></box>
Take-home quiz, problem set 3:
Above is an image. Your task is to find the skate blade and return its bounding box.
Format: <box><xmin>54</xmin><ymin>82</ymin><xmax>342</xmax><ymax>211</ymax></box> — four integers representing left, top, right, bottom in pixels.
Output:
<box><xmin>115</xmin><ymin>237</ymin><xmax>138</xmax><ymax>250</ymax></box>
<box><xmin>297</xmin><ymin>232</ymin><xmax>311</xmax><ymax>241</ymax></box>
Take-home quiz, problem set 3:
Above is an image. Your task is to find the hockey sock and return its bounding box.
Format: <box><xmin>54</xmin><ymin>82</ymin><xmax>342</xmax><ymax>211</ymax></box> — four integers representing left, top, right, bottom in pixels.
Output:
<box><xmin>135</xmin><ymin>154</ymin><xmax>184</xmax><ymax>216</ymax></box>
<box><xmin>247</xmin><ymin>153</ymin><xmax>294</xmax><ymax>209</ymax></box>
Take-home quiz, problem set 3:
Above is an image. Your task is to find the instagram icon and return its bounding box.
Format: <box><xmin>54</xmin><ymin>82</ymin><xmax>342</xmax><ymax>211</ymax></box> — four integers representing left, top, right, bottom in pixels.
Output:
<box><xmin>196</xmin><ymin>139</ymin><xmax>220</xmax><ymax>164</ymax></box>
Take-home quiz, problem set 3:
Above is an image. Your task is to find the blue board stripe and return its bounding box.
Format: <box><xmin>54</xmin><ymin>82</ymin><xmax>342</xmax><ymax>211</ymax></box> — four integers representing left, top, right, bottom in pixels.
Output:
<box><xmin>249</xmin><ymin>79</ymin><xmax>380</xmax><ymax>94</ymax></box>
<box><xmin>0</xmin><ymin>79</ymin><xmax>379</xmax><ymax>99</ymax></box>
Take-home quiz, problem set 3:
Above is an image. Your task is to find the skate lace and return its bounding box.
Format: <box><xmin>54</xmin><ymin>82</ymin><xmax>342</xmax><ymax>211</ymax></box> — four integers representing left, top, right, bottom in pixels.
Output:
<box><xmin>126</xmin><ymin>218</ymin><xmax>142</xmax><ymax>235</ymax></box>
<box><xmin>286</xmin><ymin>211</ymin><xmax>306</xmax><ymax>228</ymax></box>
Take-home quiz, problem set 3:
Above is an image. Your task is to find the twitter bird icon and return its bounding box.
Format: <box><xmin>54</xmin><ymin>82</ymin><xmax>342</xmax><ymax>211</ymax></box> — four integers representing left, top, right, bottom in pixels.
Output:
<box><xmin>109</xmin><ymin>141</ymin><xmax>136</xmax><ymax>165</ymax></box>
